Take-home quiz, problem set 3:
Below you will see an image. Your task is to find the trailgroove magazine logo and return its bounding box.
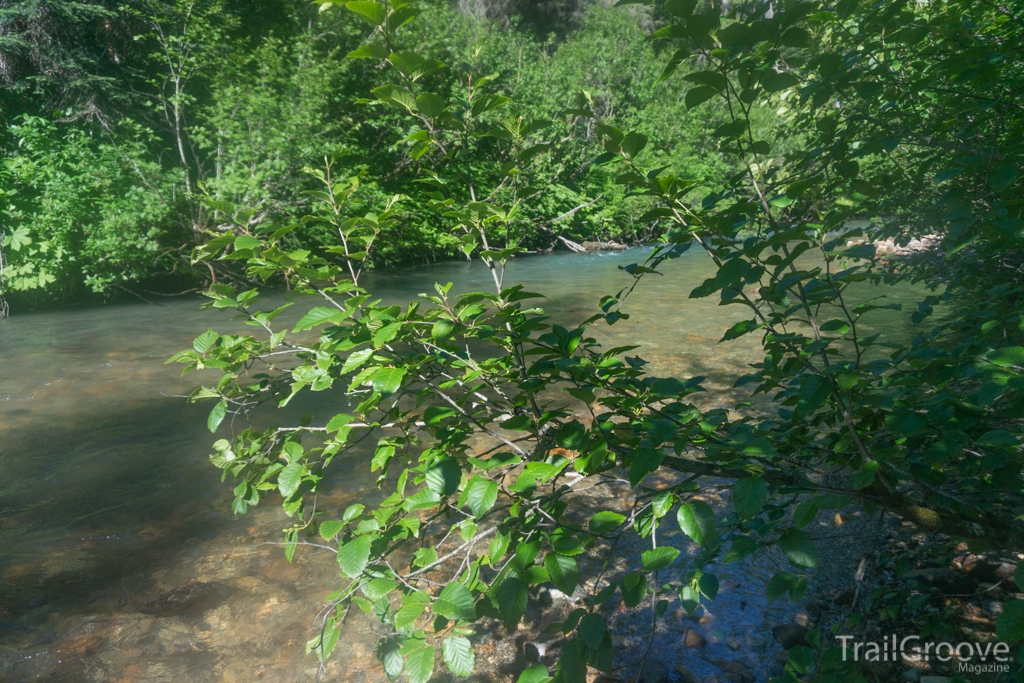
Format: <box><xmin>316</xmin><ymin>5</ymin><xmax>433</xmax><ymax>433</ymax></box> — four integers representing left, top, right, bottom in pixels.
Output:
<box><xmin>837</xmin><ymin>635</ymin><xmax>1013</xmax><ymax>674</ymax></box>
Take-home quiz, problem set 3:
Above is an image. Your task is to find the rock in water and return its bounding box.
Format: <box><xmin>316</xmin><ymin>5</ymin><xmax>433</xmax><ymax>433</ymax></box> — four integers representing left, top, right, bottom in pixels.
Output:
<box><xmin>771</xmin><ymin>624</ymin><xmax>809</xmax><ymax>648</ymax></box>
<box><xmin>640</xmin><ymin>660</ymin><xmax>669</xmax><ymax>683</ymax></box>
<box><xmin>675</xmin><ymin>665</ymin><xmax>700</xmax><ymax>683</ymax></box>
<box><xmin>139</xmin><ymin>580</ymin><xmax>230</xmax><ymax>617</ymax></box>
<box><xmin>684</xmin><ymin>630</ymin><xmax>707</xmax><ymax>648</ymax></box>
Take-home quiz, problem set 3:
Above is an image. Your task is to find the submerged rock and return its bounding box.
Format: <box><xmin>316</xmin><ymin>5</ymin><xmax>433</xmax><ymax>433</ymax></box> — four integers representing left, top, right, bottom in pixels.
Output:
<box><xmin>684</xmin><ymin>630</ymin><xmax>707</xmax><ymax>648</ymax></box>
<box><xmin>138</xmin><ymin>580</ymin><xmax>230</xmax><ymax>618</ymax></box>
<box><xmin>640</xmin><ymin>659</ymin><xmax>669</xmax><ymax>683</ymax></box>
<box><xmin>675</xmin><ymin>664</ymin><xmax>701</xmax><ymax>683</ymax></box>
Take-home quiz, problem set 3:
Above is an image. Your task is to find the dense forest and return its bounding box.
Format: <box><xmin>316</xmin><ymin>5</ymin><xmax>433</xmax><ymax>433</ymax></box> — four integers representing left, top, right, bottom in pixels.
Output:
<box><xmin>0</xmin><ymin>0</ymin><xmax>733</xmax><ymax>306</ymax></box>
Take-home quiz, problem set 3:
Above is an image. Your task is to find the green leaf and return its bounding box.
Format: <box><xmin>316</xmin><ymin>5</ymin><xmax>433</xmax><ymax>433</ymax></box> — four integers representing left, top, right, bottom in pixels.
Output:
<box><xmin>781</xmin><ymin>27</ymin><xmax>812</xmax><ymax>47</ymax></box>
<box><xmin>234</xmin><ymin>234</ymin><xmax>262</xmax><ymax>251</ymax></box>
<box><xmin>388</xmin><ymin>51</ymin><xmax>444</xmax><ymax>81</ymax></box>
<box><xmin>766</xmin><ymin>571</ymin><xmax>797</xmax><ymax>600</ymax></box>
<box><xmin>278</xmin><ymin>462</ymin><xmax>303</xmax><ymax>498</ymax></box>
<box><xmin>207</xmin><ymin>400</ymin><xmax>227</xmax><ymax>432</ymax></box>
<box><xmin>722</xmin><ymin>535</ymin><xmax>757</xmax><ymax>563</ymax></box>
<box><xmin>851</xmin><ymin>460</ymin><xmax>878</xmax><ymax>490</ymax></box>
<box><xmin>363</xmin><ymin>578</ymin><xmax>399</xmax><ymax>600</ymax></box>
<box><xmin>721</xmin><ymin>319</ymin><xmax>760</xmax><ymax>341</ymax></box>
<box><xmin>338</xmin><ymin>534</ymin><xmax>372</xmax><ymax>577</ymax></box>
<box><xmin>621</xmin><ymin>571</ymin><xmax>648</xmax><ymax>607</ymax></box>
<box><xmin>555</xmin><ymin>421</ymin><xmax>587</xmax><ymax>450</ymax></box>
<box><xmin>343</xmin><ymin>504</ymin><xmax>365</xmax><ymax>522</ymax></box>
<box><xmin>685</xmin><ymin>85</ymin><xmax>718</xmax><ymax>109</ymax></box>
<box><xmin>793</xmin><ymin>501</ymin><xmax>818</xmax><ymax>528</ymax></box>
<box><xmin>434</xmin><ymin>581</ymin><xmax>476</xmax><ymax>621</ymax></box>
<box><xmin>424</xmin><ymin>406</ymin><xmax>459</xmax><ymax>425</ymax></box>
<box><xmin>371</xmin><ymin>366</ymin><xmax>406</xmax><ymax>395</ymax></box>
<box><xmin>652</xmin><ymin>491</ymin><xmax>673</xmax><ymax>518</ymax></box>
<box><xmin>779</xmin><ymin>529</ymin><xmax>819</xmax><ymax>568</ymax></box>
<box><xmin>465</xmin><ymin>475</ymin><xmax>499</xmax><ymax>517</ymax></box>
<box><xmin>544</xmin><ymin>552</ymin><xmax>578</xmax><ymax>595</ymax></box>
<box><xmin>658</xmin><ymin>48</ymin><xmax>690</xmax><ymax>82</ymax></box>
<box><xmin>294</xmin><ymin>306</ymin><xmax>343</xmax><ymax>332</ymax></box>
<box><xmin>698</xmin><ymin>572</ymin><xmax>719</xmax><ymax>599</ymax></box>
<box><xmin>373</xmin><ymin>321</ymin><xmax>403</xmax><ymax>347</ymax></box>
<box><xmin>796</xmin><ymin>375</ymin><xmax>831</xmax><ymax>416</ymax></box>
<box><xmin>442</xmin><ymin>636</ymin><xmax>475</xmax><ymax>677</ymax></box>
<box><xmin>372</xmin><ymin>84</ymin><xmax>417</xmax><ymax>111</ymax></box>
<box><xmin>733</xmin><ymin>476</ymin><xmax>767</xmax><ymax>520</ymax></box>
<box><xmin>642</xmin><ymin>546</ymin><xmax>680</xmax><ymax>571</ymax></box>
<box><xmin>193</xmin><ymin>329</ymin><xmax>218</xmax><ymax>353</ymax></box>
<box><xmin>760</xmin><ymin>70</ymin><xmax>799</xmax><ymax>92</ymax></box>
<box><xmin>498</xmin><ymin>577</ymin><xmax>529</xmax><ymax>628</ymax></box>
<box><xmin>578</xmin><ymin>613</ymin><xmax>607</xmax><ymax>649</ymax></box>
<box><xmin>405</xmin><ymin>645</ymin><xmax>435</xmax><ymax>683</ymax></box>
<box><xmin>997</xmin><ymin>600</ymin><xmax>1024</xmax><ymax>642</ymax></box>
<box><xmin>517</xmin><ymin>664</ymin><xmax>551</xmax><ymax>683</ymax></box>
<box><xmin>988</xmin><ymin>161</ymin><xmax>1018</xmax><ymax>193</ymax></box>
<box><xmin>664</xmin><ymin>0</ymin><xmax>697</xmax><ymax>17</ymax></box>
<box><xmin>676</xmin><ymin>500</ymin><xmax>715</xmax><ymax>546</ymax></box>
<box><xmin>621</xmin><ymin>132</ymin><xmax>648</xmax><ymax>159</ymax></box>
<box><xmin>347</xmin><ymin>43</ymin><xmax>390</xmax><ymax>60</ymax></box>
<box><xmin>559</xmin><ymin>639</ymin><xmax>587</xmax><ymax>683</ymax></box>
<box><xmin>380</xmin><ymin>637</ymin><xmax>404</xmax><ymax>677</ymax></box>
<box><xmin>416</xmin><ymin>93</ymin><xmax>449</xmax><ymax>119</ymax></box>
<box><xmin>679</xmin><ymin>585</ymin><xmax>699</xmax><ymax>613</ymax></box>
<box><xmin>426</xmin><ymin>459</ymin><xmax>462</xmax><ymax>496</ymax></box>
<box><xmin>345</xmin><ymin>1</ymin><xmax>386</xmax><ymax>24</ymax></box>
<box><xmin>589</xmin><ymin>511</ymin><xmax>626</xmax><ymax>535</ymax></box>
<box><xmin>395</xmin><ymin>592</ymin><xmax>429</xmax><ymax>629</ymax></box>
<box><xmin>431</xmin><ymin>318</ymin><xmax>456</xmax><ymax>340</ymax></box>
<box><xmin>629</xmin><ymin>448</ymin><xmax>665</xmax><ymax>486</ymax></box>
<box><xmin>320</xmin><ymin>520</ymin><xmax>345</xmax><ymax>541</ymax></box>
<box><xmin>501</xmin><ymin>415</ymin><xmax>532</xmax><ymax>431</ymax></box>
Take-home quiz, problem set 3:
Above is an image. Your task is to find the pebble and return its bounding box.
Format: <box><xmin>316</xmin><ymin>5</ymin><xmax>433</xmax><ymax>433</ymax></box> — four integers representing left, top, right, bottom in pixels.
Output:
<box><xmin>684</xmin><ymin>630</ymin><xmax>707</xmax><ymax>648</ymax></box>
<box><xmin>726</xmin><ymin>638</ymin><xmax>740</xmax><ymax>651</ymax></box>
<box><xmin>902</xmin><ymin>669</ymin><xmax>921</xmax><ymax>682</ymax></box>
<box><xmin>773</xmin><ymin>650</ymin><xmax>789</xmax><ymax>663</ymax></box>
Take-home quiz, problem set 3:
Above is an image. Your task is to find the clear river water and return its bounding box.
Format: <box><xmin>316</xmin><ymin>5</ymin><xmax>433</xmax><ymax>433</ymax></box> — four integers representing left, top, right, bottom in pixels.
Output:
<box><xmin>0</xmin><ymin>247</ymin><xmax>926</xmax><ymax>683</ymax></box>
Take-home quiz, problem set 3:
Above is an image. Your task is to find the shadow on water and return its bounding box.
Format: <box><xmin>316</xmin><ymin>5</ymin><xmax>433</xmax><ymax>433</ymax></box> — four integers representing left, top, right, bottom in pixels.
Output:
<box><xmin>0</xmin><ymin>398</ymin><xmax>220</xmax><ymax>626</ymax></box>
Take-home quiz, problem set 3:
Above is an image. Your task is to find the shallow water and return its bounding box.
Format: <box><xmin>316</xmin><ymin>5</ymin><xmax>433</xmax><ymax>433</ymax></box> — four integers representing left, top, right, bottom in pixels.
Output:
<box><xmin>0</xmin><ymin>247</ymin><xmax>926</xmax><ymax>682</ymax></box>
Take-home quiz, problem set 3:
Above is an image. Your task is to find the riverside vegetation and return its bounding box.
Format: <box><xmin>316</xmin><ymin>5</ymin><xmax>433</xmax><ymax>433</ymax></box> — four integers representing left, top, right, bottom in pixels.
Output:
<box><xmin>0</xmin><ymin>0</ymin><xmax>724</xmax><ymax>304</ymax></box>
<box><xmin>4</xmin><ymin>0</ymin><xmax>1023</xmax><ymax>680</ymax></box>
<box><xmin>162</xmin><ymin>0</ymin><xmax>1024</xmax><ymax>681</ymax></box>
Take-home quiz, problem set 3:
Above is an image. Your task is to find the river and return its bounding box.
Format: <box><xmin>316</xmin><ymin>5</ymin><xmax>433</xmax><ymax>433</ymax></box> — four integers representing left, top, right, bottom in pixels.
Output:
<box><xmin>0</xmin><ymin>247</ymin><xmax>925</xmax><ymax>682</ymax></box>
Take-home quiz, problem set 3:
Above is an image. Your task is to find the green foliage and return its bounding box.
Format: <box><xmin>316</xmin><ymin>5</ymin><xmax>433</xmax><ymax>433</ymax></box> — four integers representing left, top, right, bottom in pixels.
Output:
<box><xmin>167</xmin><ymin>0</ymin><xmax>1023</xmax><ymax>680</ymax></box>
<box><xmin>0</xmin><ymin>116</ymin><xmax>181</xmax><ymax>297</ymax></box>
<box><xmin>2</xmin><ymin>0</ymin><xmax>732</xmax><ymax>302</ymax></box>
